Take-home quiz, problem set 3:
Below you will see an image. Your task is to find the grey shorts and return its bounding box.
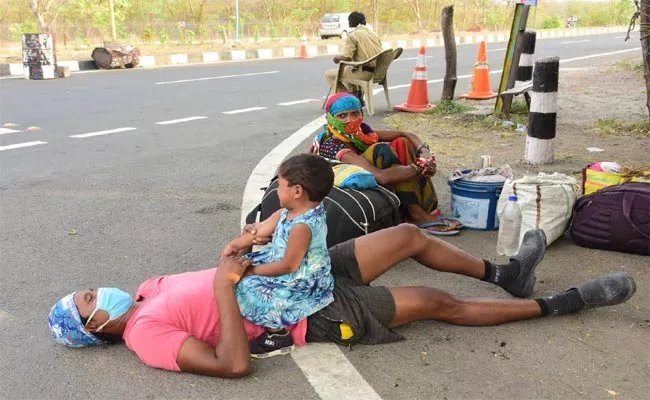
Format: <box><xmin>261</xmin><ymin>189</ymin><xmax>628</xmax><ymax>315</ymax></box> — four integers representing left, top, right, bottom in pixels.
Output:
<box><xmin>306</xmin><ymin>239</ymin><xmax>404</xmax><ymax>345</ymax></box>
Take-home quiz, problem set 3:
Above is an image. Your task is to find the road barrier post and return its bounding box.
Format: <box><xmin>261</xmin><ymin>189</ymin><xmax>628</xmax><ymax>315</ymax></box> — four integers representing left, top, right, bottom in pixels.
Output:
<box><xmin>525</xmin><ymin>56</ymin><xmax>559</xmax><ymax>165</ymax></box>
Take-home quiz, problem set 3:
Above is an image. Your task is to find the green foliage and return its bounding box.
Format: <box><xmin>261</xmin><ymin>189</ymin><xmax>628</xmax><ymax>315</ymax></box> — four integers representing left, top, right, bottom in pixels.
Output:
<box><xmin>430</xmin><ymin>100</ymin><xmax>474</xmax><ymax>115</ymax></box>
<box><xmin>594</xmin><ymin>118</ymin><xmax>650</xmax><ymax>138</ymax></box>
<box><xmin>159</xmin><ymin>29</ymin><xmax>169</xmax><ymax>45</ymax></box>
<box><xmin>9</xmin><ymin>21</ymin><xmax>38</xmax><ymax>41</ymax></box>
<box><xmin>510</xmin><ymin>100</ymin><xmax>529</xmax><ymax>115</ymax></box>
<box><xmin>142</xmin><ymin>26</ymin><xmax>154</xmax><ymax>44</ymax></box>
<box><xmin>541</xmin><ymin>16</ymin><xmax>562</xmax><ymax>29</ymax></box>
<box><xmin>186</xmin><ymin>30</ymin><xmax>196</xmax><ymax>45</ymax></box>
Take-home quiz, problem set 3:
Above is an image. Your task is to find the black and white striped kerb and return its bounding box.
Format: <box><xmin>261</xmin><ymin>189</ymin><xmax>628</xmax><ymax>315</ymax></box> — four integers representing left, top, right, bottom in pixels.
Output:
<box><xmin>526</xmin><ymin>56</ymin><xmax>559</xmax><ymax>164</ymax></box>
<box><xmin>515</xmin><ymin>30</ymin><xmax>536</xmax><ymax>87</ymax></box>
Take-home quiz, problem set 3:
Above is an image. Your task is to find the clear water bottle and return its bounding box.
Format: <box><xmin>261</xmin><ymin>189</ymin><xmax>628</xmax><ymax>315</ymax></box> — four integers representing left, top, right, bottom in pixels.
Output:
<box><xmin>497</xmin><ymin>195</ymin><xmax>522</xmax><ymax>256</ymax></box>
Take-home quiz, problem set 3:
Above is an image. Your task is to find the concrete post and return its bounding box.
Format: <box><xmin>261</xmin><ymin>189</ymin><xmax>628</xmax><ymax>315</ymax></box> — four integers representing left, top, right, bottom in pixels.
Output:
<box><xmin>525</xmin><ymin>56</ymin><xmax>559</xmax><ymax>164</ymax></box>
<box><xmin>515</xmin><ymin>29</ymin><xmax>536</xmax><ymax>87</ymax></box>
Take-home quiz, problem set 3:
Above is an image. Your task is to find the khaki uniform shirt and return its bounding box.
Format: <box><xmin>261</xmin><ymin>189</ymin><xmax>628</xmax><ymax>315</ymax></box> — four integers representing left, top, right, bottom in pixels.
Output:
<box><xmin>341</xmin><ymin>25</ymin><xmax>382</xmax><ymax>68</ymax></box>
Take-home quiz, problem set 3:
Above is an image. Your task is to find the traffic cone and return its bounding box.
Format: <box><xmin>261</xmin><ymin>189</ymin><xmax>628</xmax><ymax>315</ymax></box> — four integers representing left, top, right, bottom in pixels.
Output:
<box><xmin>394</xmin><ymin>46</ymin><xmax>432</xmax><ymax>113</ymax></box>
<box><xmin>461</xmin><ymin>41</ymin><xmax>497</xmax><ymax>100</ymax></box>
<box><xmin>299</xmin><ymin>33</ymin><xmax>309</xmax><ymax>59</ymax></box>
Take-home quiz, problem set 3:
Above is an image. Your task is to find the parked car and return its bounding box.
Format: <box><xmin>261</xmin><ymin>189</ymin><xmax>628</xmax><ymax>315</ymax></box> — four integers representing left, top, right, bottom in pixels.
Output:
<box><xmin>319</xmin><ymin>13</ymin><xmax>351</xmax><ymax>39</ymax></box>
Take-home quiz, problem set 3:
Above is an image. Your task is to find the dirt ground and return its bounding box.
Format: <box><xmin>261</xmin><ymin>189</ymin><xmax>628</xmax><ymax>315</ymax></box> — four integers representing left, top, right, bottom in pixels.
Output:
<box><xmin>371</xmin><ymin>57</ymin><xmax>649</xmax><ymax>399</ymax></box>
<box><xmin>384</xmin><ymin>57</ymin><xmax>649</xmax><ymax>180</ymax></box>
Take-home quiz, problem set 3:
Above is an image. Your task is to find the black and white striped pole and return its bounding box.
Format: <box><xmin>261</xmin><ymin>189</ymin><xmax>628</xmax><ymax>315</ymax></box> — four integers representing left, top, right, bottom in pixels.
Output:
<box><xmin>515</xmin><ymin>29</ymin><xmax>536</xmax><ymax>87</ymax></box>
<box><xmin>525</xmin><ymin>56</ymin><xmax>559</xmax><ymax>164</ymax></box>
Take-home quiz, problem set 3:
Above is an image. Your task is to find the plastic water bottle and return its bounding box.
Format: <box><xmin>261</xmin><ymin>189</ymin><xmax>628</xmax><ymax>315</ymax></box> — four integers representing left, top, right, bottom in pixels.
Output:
<box><xmin>497</xmin><ymin>195</ymin><xmax>522</xmax><ymax>256</ymax></box>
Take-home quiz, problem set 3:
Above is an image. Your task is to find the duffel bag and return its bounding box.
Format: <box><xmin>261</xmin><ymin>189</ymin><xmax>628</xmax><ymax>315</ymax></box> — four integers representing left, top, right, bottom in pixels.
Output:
<box><xmin>569</xmin><ymin>182</ymin><xmax>650</xmax><ymax>255</ymax></box>
<box><xmin>245</xmin><ymin>176</ymin><xmax>401</xmax><ymax>248</ymax></box>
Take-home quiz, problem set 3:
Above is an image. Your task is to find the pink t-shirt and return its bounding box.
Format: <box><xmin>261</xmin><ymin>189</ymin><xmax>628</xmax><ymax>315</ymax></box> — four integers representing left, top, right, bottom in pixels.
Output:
<box><xmin>123</xmin><ymin>268</ymin><xmax>307</xmax><ymax>371</ymax></box>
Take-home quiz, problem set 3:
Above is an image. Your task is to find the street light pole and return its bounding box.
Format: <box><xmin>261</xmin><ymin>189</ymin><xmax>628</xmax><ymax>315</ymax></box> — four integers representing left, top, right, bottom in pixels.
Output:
<box><xmin>235</xmin><ymin>0</ymin><xmax>240</xmax><ymax>44</ymax></box>
<box><xmin>109</xmin><ymin>0</ymin><xmax>117</xmax><ymax>41</ymax></box>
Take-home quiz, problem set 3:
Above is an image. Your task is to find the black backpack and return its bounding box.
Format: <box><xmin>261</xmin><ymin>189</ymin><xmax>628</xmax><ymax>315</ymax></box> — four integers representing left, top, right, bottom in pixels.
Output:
<box><xmin>245</xmin><ymin>177</ymin><xmax>401</xmax><ymax>248</ymax></box>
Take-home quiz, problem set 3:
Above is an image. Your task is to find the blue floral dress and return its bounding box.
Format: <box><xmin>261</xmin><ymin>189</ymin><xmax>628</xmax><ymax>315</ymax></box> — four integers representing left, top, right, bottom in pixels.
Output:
<box><xmin>235</xmin><ymin>204</ymin><xmax>334</xmax><ymax>329</ymax></box>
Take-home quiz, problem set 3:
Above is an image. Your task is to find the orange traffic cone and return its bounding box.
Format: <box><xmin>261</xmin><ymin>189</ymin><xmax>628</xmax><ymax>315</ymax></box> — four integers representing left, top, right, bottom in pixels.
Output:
<box><xmin>461</xmin><ymin>41</ymin><xmax>497</xmax><ymax>99</ymax></box>
<box><xmin>394</xmin><ymin>46</ymin><xmax>432</xmax><ymax>113</ymax></box>
<box><xmin>299</xmin><ymin>33</ymin><xmax>309</xmax><ymax>59</ymax></box>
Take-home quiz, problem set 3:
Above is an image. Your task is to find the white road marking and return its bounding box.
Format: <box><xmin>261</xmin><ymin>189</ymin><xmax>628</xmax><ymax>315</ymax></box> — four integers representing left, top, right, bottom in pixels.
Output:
<box><xmin>0</xmin><ymin>141</ymin><xmax>47</xmax><ymax>151</ymax></box>
<box><xmin>155</xmin><ymin>116</ymin><xmax>207</xmax><ymax>125</ymax></box>
<box><xmin>278</xmin><ymin>99</ymin><xmax>320</xmax><ymax>106</ymax></box>
<box><xmin>223</xmin><ymin>107</ymin><xmax>268</xmax><ymax>115</ymax></box>
<box><xmin>561</xmin><ymin>47</ymin><xmax>640</xmax><ymax>63</ymax></box>
<box><xmin>155</xmin><ymin>70</ymin><xmax>279</xmax><ymax>85</ymax></box>
<box><xmin>292</xmin><ymin>344</ymin><xmax>383</xmax><ymax>400</ymax></box>
<box><xmin>0</xmin><ymin>127</ymin><xmax>20</xmax><ymax>135</ymax></box>
<box><xmin>614</xmin><ymin>36</ymin><xmax>625</xmax><ymax>39</ymax></box>
<box><xmin>487</xmin><ymin>47</ymin><xmax>507</xmax><ymax>52</ymax></box>
<box><xmin>69</xmin><ymin>127</ymin><xmax>137</xmax><ymax>138</ymax></box>
<box><xmin>394</xmin><ymin>55</ymin><xmax>433</xmax><ymax>62</ymax></box>
<box><xmin>561</xmin><ymin>40</ymin><xmax>590</xmax><ymax>44</ymax></box>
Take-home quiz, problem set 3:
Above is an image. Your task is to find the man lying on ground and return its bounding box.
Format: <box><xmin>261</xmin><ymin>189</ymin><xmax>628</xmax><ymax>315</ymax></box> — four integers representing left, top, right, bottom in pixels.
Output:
<box><xmin>48</xmin><ymin>225</ymin><xmax>636</xmax><ymax>378</ymax></box>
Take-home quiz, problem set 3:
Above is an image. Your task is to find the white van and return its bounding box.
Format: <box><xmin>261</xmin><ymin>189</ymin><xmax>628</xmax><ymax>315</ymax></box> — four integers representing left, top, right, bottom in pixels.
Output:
<box><xmin>319</xmin><ymin>13</ymin><xmax>351</xmax><ymax>39</ymax></box>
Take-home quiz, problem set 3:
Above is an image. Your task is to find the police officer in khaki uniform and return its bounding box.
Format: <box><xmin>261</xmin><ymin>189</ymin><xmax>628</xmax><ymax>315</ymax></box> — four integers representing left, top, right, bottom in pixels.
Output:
<box><xmin>325</xmin><ymin>11</ymin><xmax>382</xmax><ymax>103</ymax></box>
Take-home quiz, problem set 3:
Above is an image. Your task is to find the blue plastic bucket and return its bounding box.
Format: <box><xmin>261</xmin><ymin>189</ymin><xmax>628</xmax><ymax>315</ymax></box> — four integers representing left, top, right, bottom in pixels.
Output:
<box><xmin>448</xmin><ymin>170</ymin><xmax>504</xmax><ymax>231</ymax></box>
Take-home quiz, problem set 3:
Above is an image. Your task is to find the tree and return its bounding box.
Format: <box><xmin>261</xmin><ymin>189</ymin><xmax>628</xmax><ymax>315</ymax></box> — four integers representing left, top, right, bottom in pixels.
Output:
<box><xmin>30</xmin><ymin>0</ymin><xmax>69</xmax><ymax>31</ymax></box>
<box><xmin>641</xmin><ymin>0</ymin><xmax>650</xmax><ymax>117</ymax></box>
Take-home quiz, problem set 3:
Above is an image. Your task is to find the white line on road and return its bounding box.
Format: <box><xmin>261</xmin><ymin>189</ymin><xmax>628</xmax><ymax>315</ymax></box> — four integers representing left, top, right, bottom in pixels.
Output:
<box><xmin>155</xmin><ymin>70</ymin><xmax>279</xmax><ymax>85</ymax></box>
<box><xmin>0</xmin><ymin>141</ymin><xmax>47</xmax><ymax>151</ymax></box>
<box><xmin>561</xmin><ymin>47</ymin><xmax>640</xmax><ymax>63</ymax></box>
<box><xmin>394</xmin><ymin>55</ymin><xmax>433</xmax><ymax>62</ymax></box>
<box><xmin>561</xmin><ymin>40</ymin><xmax>590</xmax><ymax>44</ymax></box>
<box><xmin>155</xmin><ymin>116</ymin><xmax>207</xmax><ymax>125</ymax></box>
<box><xmin>277</xmin><ymin>99</ymin><xmax>320</xmax><ymax>106</ymax></box>
<box><xmin>614</xmin><ymin>36</ymin><xmax>625</xmax><ymax>39</ymax></box>
<box><xmin>487</xmin><ymin>47</ymin><xmax>507</xmax><ymax>52</ymax></box>
<box><xmin>223</xmin><ymin>107</ymin><xmax>268</xmax><ymax>115</ymax></box>
<box><xmin>0</xmin><ymin>127</ymin><xmax>20</xmax><ymax>135</ymax></box>
<box><xmin>69</xmin><ymin>127</ymin><xmax>137</xmax><ymax>138</ymax></box>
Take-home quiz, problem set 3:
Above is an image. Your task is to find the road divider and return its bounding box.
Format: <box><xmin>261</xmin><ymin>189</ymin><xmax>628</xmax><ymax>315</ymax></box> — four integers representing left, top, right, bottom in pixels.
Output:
<box><xmin>0</xmin><ymin>26</ymin><xmax>629</xmax><ymax>77</ymax></box>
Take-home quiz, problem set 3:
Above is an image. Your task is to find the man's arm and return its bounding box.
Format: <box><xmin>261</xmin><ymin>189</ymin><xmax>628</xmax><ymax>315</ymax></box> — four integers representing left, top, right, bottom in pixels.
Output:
<box><xmin>248</xmin><ymin>224</ymin><xmax>311</xmax><ymax>277</ymax></box>
<box><xmin>176</xmin><ymin>257</ymin><xmax>252</xmax><ymax>378</ymax></box>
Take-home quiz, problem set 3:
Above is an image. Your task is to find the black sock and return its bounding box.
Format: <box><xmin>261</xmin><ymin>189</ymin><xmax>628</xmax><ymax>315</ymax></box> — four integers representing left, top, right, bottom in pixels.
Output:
<box><xmin>535</xmin><ymin>289</ymin><xmax>585</xmax><ymax>317</ymax></box>
<box><xmin>481</xmin><ymin>259</ymin><xmax>521</xmax><ymax>288</ymax></box>
<box><xmin>267</xmin><ymin>328</ymin><xmax>288</xmax><ymax>336</ymax></box>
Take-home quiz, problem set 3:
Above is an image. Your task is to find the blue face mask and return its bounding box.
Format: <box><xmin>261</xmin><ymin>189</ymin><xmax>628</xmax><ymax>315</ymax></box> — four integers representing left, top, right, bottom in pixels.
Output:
<box><xmin>85</xmin><ymin>288</ymin><xmax>134</xmax><ymax>332</ymax></box>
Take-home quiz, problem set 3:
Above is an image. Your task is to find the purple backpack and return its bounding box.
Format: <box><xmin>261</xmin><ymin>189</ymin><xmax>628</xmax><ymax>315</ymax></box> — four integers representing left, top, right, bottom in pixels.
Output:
<box><xmin>570</xmin><ymin>182</ymin><xmax>650</xmax><ymax>255</ymax></box>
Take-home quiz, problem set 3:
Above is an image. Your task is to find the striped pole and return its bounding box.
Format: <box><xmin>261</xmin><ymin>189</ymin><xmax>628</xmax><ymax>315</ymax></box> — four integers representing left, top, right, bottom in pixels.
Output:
<box><xmin>525</xmin><ymin>56</ymin><xmax>559</xmax><ymax>164</ymax></box>
<box><xmin>515</xmin><ymin>29</ymin><xmax>536</xmax><ymax>87</ymax></box>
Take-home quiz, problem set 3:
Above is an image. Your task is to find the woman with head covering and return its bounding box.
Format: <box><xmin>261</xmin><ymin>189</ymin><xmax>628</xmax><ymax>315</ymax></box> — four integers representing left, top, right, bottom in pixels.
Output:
<box><xmin>310</xmin><ymin>92</ymin><xmax>462</xmax><ymax>235</ymax></box>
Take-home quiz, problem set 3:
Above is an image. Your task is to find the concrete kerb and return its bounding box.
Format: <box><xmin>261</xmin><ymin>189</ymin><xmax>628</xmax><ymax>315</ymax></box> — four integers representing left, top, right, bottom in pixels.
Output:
<box><xmin>0</xmin><ymin>26</ymin><xmax>629</xmax><ymax>77</ymax></box>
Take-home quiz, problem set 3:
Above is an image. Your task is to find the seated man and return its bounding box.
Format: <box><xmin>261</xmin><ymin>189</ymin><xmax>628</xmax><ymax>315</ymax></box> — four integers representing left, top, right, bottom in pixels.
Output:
<box><xmin>325</xmin><ymin>11</ymin><xmax>383</xmax><ymax>101</ymax></box>
<box><xmin>48</xmin><ymin>225</ymin><xmax>636</xmax><ymax>378</ymax></box>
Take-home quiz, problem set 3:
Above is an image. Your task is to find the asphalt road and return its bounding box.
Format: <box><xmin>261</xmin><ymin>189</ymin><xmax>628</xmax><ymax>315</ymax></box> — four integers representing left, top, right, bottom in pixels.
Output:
<box><xmin>0</xmin><ymin>33</ymin><xmax>646</xmax><ymax>400</ymax></box>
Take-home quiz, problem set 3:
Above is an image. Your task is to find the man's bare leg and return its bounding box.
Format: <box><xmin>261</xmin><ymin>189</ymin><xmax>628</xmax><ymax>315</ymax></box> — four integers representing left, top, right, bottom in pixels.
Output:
<box><xmin>388</xmin><ymin>271</ymin><xmax>637</xmax><ymax>327</ymax></box>
<box><xmin>354</xmin><ymin>224</ymin><xmax>489</xmax><ymax>284</ymax></box>
<box><xmin>388</xmin><ymin>287</ymin><xmax>541</xmax><ymax>327</ymax></box>
<box><xmin>354</xmin><ymin>224</ymin><xmax>546</xmax><ymax>298</ymax></box>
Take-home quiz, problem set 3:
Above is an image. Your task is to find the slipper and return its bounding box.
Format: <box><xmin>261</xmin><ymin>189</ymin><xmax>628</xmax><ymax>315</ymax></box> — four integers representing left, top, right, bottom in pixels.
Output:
<box><xmin>416</xmin><ymin>221</ymin><xmax>460</xmax><ymax>236</ymax></box>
